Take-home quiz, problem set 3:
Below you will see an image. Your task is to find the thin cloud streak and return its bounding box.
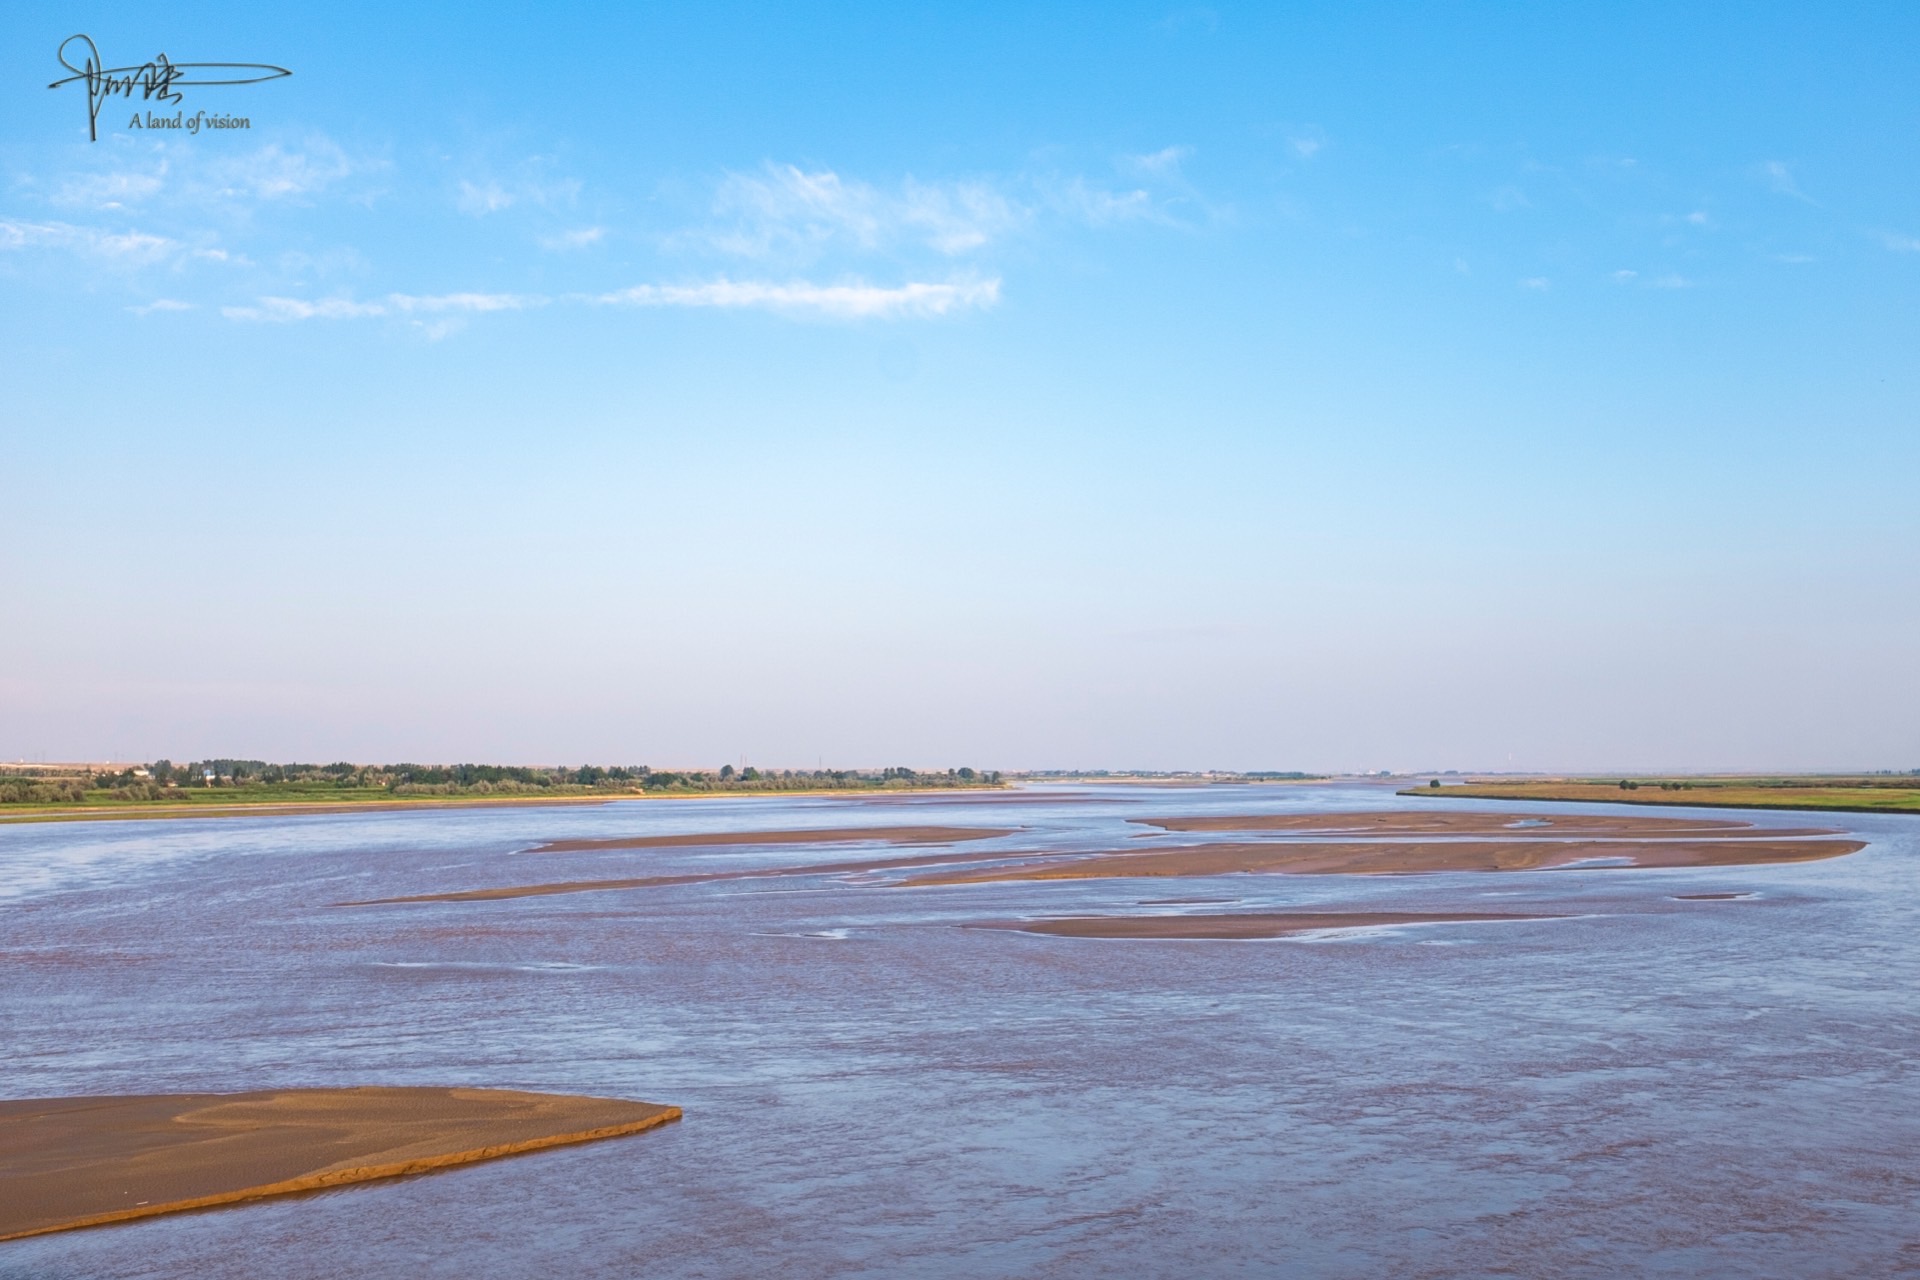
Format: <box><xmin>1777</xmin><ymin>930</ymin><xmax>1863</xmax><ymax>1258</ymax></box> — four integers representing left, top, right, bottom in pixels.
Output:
<box><xmin>704</xmin><ymin>165</ymin><xmax>1026</xmax><ymax>259</ymax></box>
<box><xmin>222</xmin><ymin>292</ymin><xmax>539</xmax><ymax>322</ymax></box>
<box><xmin>593</xmin><ymin>277</ymin><xmax>1001</xmax><ymax>318</ymax></box>
<box><xmin>217</xmin><ymin>278</ymin><xmax>999</xmax><ymax>325</ymax></box>
<box><xmin>0</xmin><ymin>218</ymin><xmax>178</xmax><ymax>263</ymax></box>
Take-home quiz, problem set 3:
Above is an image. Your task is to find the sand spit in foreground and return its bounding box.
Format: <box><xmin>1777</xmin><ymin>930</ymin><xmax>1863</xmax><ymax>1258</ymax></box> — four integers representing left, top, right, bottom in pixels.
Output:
<box><xmin>976</xmin><ymin>911</ymin><xmax>1563</xmax><ymax>939</ymax></box>
<box><xmin>0</xmin><ymin>1087</ymin><xmax>679</xmax><ymax>1241</ymax></box>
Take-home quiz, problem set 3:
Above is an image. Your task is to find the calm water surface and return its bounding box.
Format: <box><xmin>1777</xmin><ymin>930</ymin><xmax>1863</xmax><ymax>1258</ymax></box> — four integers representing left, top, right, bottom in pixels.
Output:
<box><xmin>2</xmin><ymin>783</ymin><xmax>1916</xmax><ymax>1277</ymax></box>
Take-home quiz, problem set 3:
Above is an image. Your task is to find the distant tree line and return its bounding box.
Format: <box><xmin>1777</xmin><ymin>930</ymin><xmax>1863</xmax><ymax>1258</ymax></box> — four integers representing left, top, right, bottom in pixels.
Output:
<box><xmin>0</xmin><ymin>760</ymin><xmax>1002</xmax><ymax>805</ymax></box>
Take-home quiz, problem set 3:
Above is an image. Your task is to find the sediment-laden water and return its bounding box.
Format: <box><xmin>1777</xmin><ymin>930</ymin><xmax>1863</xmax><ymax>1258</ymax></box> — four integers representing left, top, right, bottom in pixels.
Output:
<box><xmin>2</xmin><ymin>783</ymin><xmax>1915</xmax><ymax>1277</ymax></box>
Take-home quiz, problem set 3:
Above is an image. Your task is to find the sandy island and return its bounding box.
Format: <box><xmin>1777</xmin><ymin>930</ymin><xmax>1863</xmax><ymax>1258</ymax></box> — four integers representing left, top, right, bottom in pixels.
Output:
<box><xmin>531</xmin><ymin>825</ymin><xmax>1015</xmax><ymax>853</ymax></box>
<box><xmin>0</xmin><ymin>1087</ymin><xmax>679</xmax><ymax>1241</ymax></box>
<box><xmin>903</xmin><ymin>837</ymin><xmax>1862</xmax><ymax>885</ymax></box>
<box><xmin>1131</xmin><ymin>811</ymin><xmax>1834</xmax><ymax>838</ymax></box>
<box><xmin>346</xmin><ymin>845</ymin><xmax>1043</xmax><ymax>904</ymax></box>
<box><xmin>975</xmin><ymin>911</ymin><xmax>1563</xmax><ymax>939</ymax></box>
<box><xmin>344</xmin><ymin>810</ymin><xmax>1863</xmax><ymax>905</ymax></box>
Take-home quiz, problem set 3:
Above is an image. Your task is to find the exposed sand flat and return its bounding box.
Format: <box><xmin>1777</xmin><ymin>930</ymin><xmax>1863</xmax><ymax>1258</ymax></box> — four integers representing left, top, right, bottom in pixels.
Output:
<box><xmin>840</xmin><ymin>792</ymin><xmax>1112</xmax><ymax>806</ymax></box>
<box><xmin>1133</xmin><ymin>811</ymin><xmax>1838</xmax><ymax>838</ymax></box>
<box><xmin>0</xmin><ymin>1087</ymin><xmax>679</xmax><ymax>1242</ymax></box>
<box><xmin>349</xmin><ymin>847</ymin><xmax>1036</xmax><ymax>904</ymax></box>
<box><xmin>977</xmin><ymin>911</ymin><xmax>1563</xmax><ymax>939</ymax></box>
<box><xmin>531</xmin><ymin>825</ymin><xmax>1015</xmax><ymax>853</ymax></box>
<box><xmin>344</xmin><ymin>809</ymin><xmax>1865</xmax><ymax>905</ymax></box>
<box><xmin>904</xmin><ymin>837</ymin><xmax>1865</xmax><ymax>885</ymax></box>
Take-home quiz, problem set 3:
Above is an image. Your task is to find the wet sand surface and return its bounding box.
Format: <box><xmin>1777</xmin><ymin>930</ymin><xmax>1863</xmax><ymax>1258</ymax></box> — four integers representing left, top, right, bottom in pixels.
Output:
<box><xmin>3</xmin><ymin>784</ymin><xmax>1915</xmax><ymax>1277</ymax></box>
<box><xmin>349</xmin><ymin>847</ymin><xmax>1043</xmax><ymax>905</ymax></box>
<box><xmin>1133</xmin><ymin>810</ymin><xmax>1835</xmax><ymax>838</ymax></box>
<box><xmin>530</xmin><ymin>825</ymin><xmax>1014</xmax><ymax>853</ymax></box>
<box><xmin>0</xmin><ymin>1088</ymin><xmax>678</xmax><ymax>1241</ymax></box>
<box><xmin>905</xmin><ymin>837</ymin><xmax>1864</xmax><ymax>885</ymax></box>
<box><xmin>975</xmin><ymin>911</ymin><xmax>1562</xmax><ymax>939</ymax></box>
<box><xmin>362</xmin><ymin>817</ymin><xmax>1859</xmax><ymax>905</ymax></box>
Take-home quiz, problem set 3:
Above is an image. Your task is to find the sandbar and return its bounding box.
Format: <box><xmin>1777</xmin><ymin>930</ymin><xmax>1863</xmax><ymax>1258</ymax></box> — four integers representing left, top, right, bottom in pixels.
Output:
<box><xmin>344</xmin><ymin>809</ymin><xmax>1864</xmax><ymax>905</ymax></box>
<box><xmin>976</xmin><ymin>911</ymin><xmax>1562</xmax><ymax>939</ymax></box>
<box><xmin>1132</xmin><ymin>811</ymin><xmax>1837</xmax><ymax>838</ymax></box>
<box><xmin>903</xmin><ymin>837</ymin><xmax>1863</xmax><ymax>885</ymax></box>
<box><xmin>348</xmin><ymin>847</ymin><xmax>1038</xmax><ymax>904</ymax></box>
<box><xmin>0</xmin><ymin>1087</ymin><xmax>679</xmax><ymax>1241</ymax></box>
<box><xmin>531</xmin><ymin>825</ymin><xmax>1014</xmax><ymax>853</ymax></box>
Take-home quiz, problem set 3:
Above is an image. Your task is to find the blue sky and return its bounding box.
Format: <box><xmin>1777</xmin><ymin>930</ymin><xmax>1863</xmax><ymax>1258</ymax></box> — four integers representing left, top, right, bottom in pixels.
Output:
<box><xmin>2</xmin><ymin>1</ymin><xmax>1916</xmax><ymax>771</ymax></box>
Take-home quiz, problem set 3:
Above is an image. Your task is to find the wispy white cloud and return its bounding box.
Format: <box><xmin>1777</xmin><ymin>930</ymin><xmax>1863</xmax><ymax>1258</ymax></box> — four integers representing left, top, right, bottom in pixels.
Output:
<box><xmin>1122</xmin><ymin>146</ymin><xmax>1192</xmax><ymax>177</ymax></box>
<box><xmin>1518</xmin><ymin>276</ymin><xmax>1550</xmax><ymax>290</ymax></box>
<box><xmin>455</xmin><ymin>170</ymin><xmax>582</xmax><ymax>217</ymax></box>
<box><xmin>1876</xmin><ymin>231</ymin><xmax>1920</xmax><ymax>254</ymax></box>
<box><xmin>208</xmin><ymin>140</ymin><xmax>355</xmax><ymax>200</ymax></box>
<box><xmin>1762</xmin><ymin>160</ymin><xmax>1813</xmax><ymax>203</ymax></box>
<box><xmin>1156</xmin><ymin>6</ymin><xmax>1220</xmax><ymax>34</ymax></box>
<box><xmin>128</xmin><ymin>298</ymin><xmax>192</xmax><ymax>315</ymax></box>
<box><xmin>222</xmin><ymin>292</ymin><xmax>540</xmax><ymax>323</ymax></box>
<box><xmin>222</xmin><ymin>296</ymin><xmax>389</xmax><ymax>322</ymax></box>
<box><xmin>1043</xmin><ymin>178</ymin><xmax>1164</xmax><ymax>227</ymax></box>
<box><xmin>388</xmin><ymin>292</ymin><xmax>538</xmax><ymax>314</ymax></box>
<box><xmin>217</xmin><ymin>278</ymin><xmax>992</xmax><ymax>327</ymax></box>
<box><xmin>1607</xmin><ymin>269</ymin><xmax>1691</xmax><ymax>289</ymax></box>
<box><xmin>457</xmin><ymin>181</ymin><xmax>515</xmax><ymax>215</ymax></box>
<box><xmin>0</xmin><ymin>218</ymin><xmax>179</xmax><ymax>264</ymax></box>
<box><xmin>697</xmin><ymin>157</ymin><xmax>1204</xmax><ymax>261</ymax></box>
<box><xmin>28</xmin><ymin>136</ymin><xmax>367</xmax><ymax>226</ymax></box>
<box><xmin>704</xmin><ymin>165</ymin><xmax>1024</xmax><ymax>259</ymax></box>
<box><xmin>1285</xmin><ymin>127</ymin><xmax>1327</xmax><ymax>161</ymax></box>
<box><xmin>593</xmin><ymin>277</ymin><xmax>1000</xmax><ymax>319</ymax></box>
<box><xmin>56</xmin><ymin>164</ymin><xmax>168</xmax><ymax>209</ymax></box>
<box><xmin>1490</xmin><ymin>185</ymin><xmax>1531</xmax><ymax>213</ymax></box>
<box><xmin>540</xmin><ymin>226</ymin><xmax>606</xmax><ymax>251</ymax></box>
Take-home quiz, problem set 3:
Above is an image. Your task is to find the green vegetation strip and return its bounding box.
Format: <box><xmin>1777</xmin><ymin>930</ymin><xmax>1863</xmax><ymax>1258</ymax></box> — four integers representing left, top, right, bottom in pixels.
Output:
<box><xmin>0</xmin><ymin>759</ymin><xmax>1005</xmax><ymax>823</ymax></box>
<box><xmin>1404</xmin><ymin>778</ymin><xmax>1920</xmax><ymax>814</ymax></box>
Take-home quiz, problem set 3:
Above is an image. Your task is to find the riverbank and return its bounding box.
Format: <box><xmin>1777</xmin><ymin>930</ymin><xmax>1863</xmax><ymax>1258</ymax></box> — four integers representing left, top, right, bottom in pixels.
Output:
<box><xmin>1405</xmin><ymin>778</ymin><xmax>1920</xmax><ymax>814</ymax></box>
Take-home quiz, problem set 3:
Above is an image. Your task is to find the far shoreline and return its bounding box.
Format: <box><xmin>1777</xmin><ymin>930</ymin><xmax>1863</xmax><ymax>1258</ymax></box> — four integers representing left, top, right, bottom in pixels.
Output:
<box><xmin>0</xmin><ymin>784</ymin><xmax>1016</xmax><ymax>827</ymax></box>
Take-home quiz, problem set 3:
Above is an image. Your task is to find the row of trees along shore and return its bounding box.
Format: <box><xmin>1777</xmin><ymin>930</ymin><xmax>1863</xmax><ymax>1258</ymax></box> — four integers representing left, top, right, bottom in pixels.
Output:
<box><xmin>0</xmin><ymin>761</ymin><xmax>1002</xmax><ymax>805</ymax></box>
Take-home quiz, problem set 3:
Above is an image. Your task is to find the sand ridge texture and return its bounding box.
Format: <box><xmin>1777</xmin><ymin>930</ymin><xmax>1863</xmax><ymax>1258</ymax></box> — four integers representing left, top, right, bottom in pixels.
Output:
<box><xmin>902</xmin><ymin>838</ymin><xmax>1864</xmax><ymax>885</ymax></box>
<box><xmin>1131</xmin><ymin>811</ymin><xmax>1837</xmax><ymax>838</ymax></box>
<box><xmin>530</xmin><ymin>825</ymin><xmax>1016</xmax><ymax>853</ymax></box>
<box><xmin>0</xmin><ymin>1087</ymin><xmax>680</xmax><ymax>1241</ymax></box>
<box><xmin>347</xmin><ymin>847</ymin><xmax>1040</xmax><ymax>904</ymax></box>
<box><xmin>977</xmin><ymin>911</ymin><xmax>1564</xmax><ymax>939</ymax></box>
<box><xmin>347</xmin><ymin>811</ymin><xmax>1864</xmax><ymax>905</ymax></box>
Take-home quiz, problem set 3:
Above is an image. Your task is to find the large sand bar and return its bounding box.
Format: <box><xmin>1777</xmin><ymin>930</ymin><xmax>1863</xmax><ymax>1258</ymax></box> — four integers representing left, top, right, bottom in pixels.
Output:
<box><xmin>904</xmin><ymin>837</ymin><xmax>1863</xmax><ymax>885</ymax></box>
<box><xmin>349</xmin><ymin>847</ymin><xmax>1035</xmax><ymax>904</ymax></box>
<box><xmin>348</xmin><ymin>810</ymin><xmax>1863</xmax><ymax>904</ymax></box>
<box><xmin>978</xmin><ymin>911</ymin><xmax>1563</xmax><ymax>939</ymax></box>
<box><xmin>1133</xmin><ymin>811</ymin><xmax>1837</xmax><ymax>838</ymax></box>
<box><xmin>0</xmin><ymin>1087</ymin><xmax>679</xmax><ymax>1241</ymax></box>
<box><xmin>531</xmin><ymin>825</ymin><xmax>1014</xmax><ymax>853</ymax></box>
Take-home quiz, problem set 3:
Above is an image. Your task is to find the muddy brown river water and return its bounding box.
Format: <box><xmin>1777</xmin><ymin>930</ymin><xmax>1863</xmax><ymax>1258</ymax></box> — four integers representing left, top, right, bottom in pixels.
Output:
<box><xmin>2</xmin><ymin>783</ymin><xmax>1916</xmax><ymax>1277</ymax></box>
